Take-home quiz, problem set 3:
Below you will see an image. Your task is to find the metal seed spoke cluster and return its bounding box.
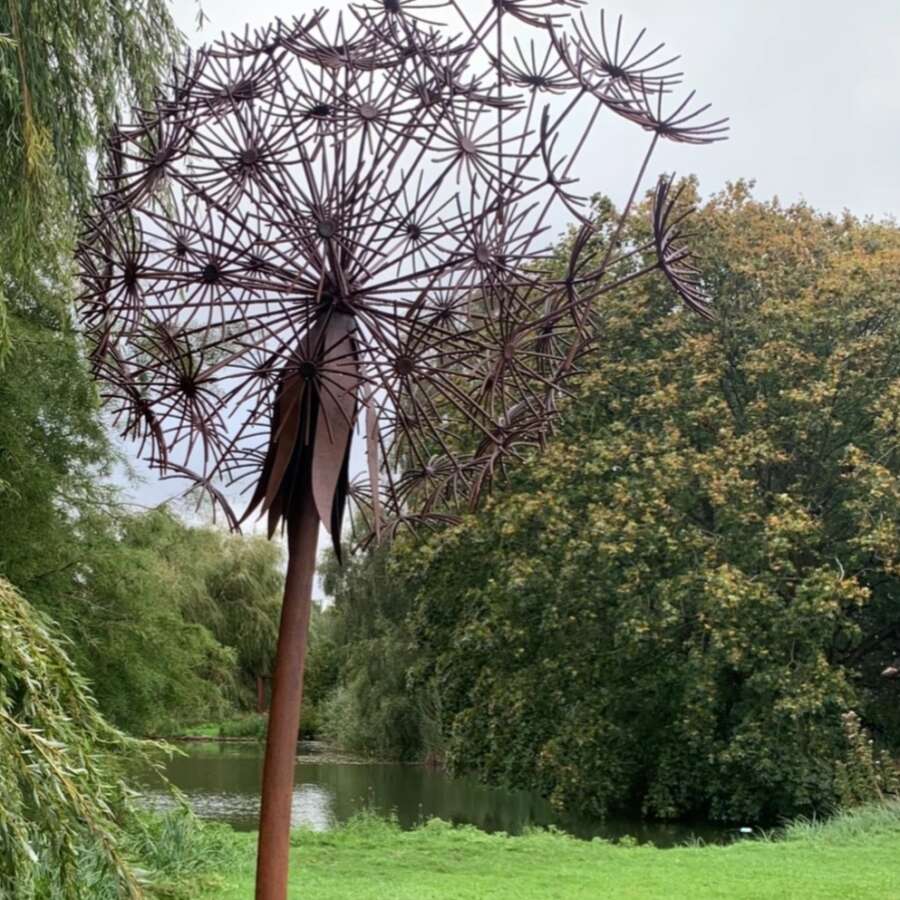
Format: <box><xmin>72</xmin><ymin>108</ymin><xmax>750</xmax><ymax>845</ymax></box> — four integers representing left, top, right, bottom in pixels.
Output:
<box><xmin>76</xmin><ymin>0</ymin><xmax>725</xmax><ymax>554</ymax></box>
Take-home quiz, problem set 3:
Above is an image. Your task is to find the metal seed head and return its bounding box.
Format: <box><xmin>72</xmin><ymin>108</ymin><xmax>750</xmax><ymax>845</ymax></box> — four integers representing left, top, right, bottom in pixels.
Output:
<box><xmin>76</xmin><ymin>2</ymin><xmax>724</xmax><ymax>553</ymax></box>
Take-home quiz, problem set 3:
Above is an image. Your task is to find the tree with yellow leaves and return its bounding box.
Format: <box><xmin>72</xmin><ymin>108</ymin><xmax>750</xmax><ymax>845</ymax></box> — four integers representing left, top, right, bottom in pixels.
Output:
<box><xmin>388</xmin><ymin>181</ymin><xmax>900</xmax><ymax>822</ymax></box>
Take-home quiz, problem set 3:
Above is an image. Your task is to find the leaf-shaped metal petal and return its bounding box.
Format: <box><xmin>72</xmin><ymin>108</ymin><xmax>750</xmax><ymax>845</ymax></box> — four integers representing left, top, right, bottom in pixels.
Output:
<box><xmin>312</xmin><ymin>314</ymin><xmax>359</xmax><ymax>537</ymax></box>
<box><xmin>239</xmin><ymin>396</ymin><xmax>280</xmax><ymax>526</ymax></box>
<box><xmin>263</xmin><ymin>374</ymin><xmax>304</xmax><ymax>513</ymax></box>
<box><xmin>266</xmin><ymin>490</ymin><xmax>285</xmax><ymax>541</ymax></box>
<box><xmin>329</xmin><ymin>436</ymin><xmax>353</xmax><ymax>563</ymax></box>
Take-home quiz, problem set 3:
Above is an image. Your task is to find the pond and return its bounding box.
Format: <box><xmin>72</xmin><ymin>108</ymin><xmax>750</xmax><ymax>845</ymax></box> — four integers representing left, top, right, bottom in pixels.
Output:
<box><xmin>136</xmin><ymin>741</ymin><xmax>735</xmax><ymax>847</ymax></box>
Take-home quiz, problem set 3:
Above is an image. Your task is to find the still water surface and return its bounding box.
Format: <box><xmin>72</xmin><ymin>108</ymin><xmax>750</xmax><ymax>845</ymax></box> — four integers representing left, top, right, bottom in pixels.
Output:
<box><xmin>137</xmin><ymin>741</ymin><xmax>728</xmax><ymax>847</ymax></box>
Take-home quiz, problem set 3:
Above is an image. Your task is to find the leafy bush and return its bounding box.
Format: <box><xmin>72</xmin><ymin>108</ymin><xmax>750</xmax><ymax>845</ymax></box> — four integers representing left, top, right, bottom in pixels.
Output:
<box><xmin>198</xmin><ymin>706</ymin><xmax>321</xmax><ymax>742</ymax></box>
<box><xmin>782</xmin><ymin>801</ymin><xmax>900</xmax><ymax>844</ymax></box>
<box><xmin>320</xmin><ymin>639</ymin><xmax>423</xmax><ymax>760</ymax></box>
<box><xmin>299</xmin><ymin>702</ymin><xmax>323</xmax><ymax>740</ymax></box>
<box><xmin>125</xmin><ymin>808</ymin><xmax>240</xmax><ymax>898</ymax></box>
<box><xmin>217</xmin><ymin>715</ymin><xmax>268</xmax><ymax>740</ymax></box>
<box><xmin>317</xmin><ymin>549</ymin><xmax>426</xmax><ymax>760</ymax></box>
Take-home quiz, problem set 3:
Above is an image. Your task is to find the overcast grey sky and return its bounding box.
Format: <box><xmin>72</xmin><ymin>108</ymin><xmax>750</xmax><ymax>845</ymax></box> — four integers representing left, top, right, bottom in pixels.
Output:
<box><xmin>123</xmin><ymin>0</ymin><xmax>900</xmax><ymax>535</ymax></box>
<box><xmin>171</xmin><ymin>0</ymin><xmax>900</xmax><ymax>219</ymax></box>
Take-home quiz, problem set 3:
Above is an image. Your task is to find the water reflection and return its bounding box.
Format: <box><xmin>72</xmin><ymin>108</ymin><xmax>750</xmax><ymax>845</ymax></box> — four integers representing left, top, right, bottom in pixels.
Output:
<box><xmin>135</xmin><ymin>742</ymin><xmax>727</xmax><ymax>847</ymax></box>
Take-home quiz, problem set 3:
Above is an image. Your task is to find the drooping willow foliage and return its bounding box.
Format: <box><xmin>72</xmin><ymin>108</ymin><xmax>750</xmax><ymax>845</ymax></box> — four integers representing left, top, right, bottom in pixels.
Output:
<box><xmin>0</xmin><ymin>578</ymin><xmax>145</xmax><ymax>899</ymax></box>
<box><xmin>0</xmin><ymin>0</ymin><xmax>181</xmax><ymax>358</ymax></box>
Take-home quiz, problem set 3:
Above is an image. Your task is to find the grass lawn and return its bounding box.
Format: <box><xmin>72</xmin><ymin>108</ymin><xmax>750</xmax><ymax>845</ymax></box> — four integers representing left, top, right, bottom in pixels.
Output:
<box><xmin>197</xmin><ymin>803</ymin><xmax>900</xmax><ymax>899</ymax></box>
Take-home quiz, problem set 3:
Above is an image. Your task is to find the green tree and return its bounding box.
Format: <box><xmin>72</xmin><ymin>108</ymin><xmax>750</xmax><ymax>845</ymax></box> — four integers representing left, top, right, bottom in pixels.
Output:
<box><xmin>369</xmin><ymin>182</ymin><xmax>900</xmax><ymax>822</ymax></box>
<box><xmin>0</xmin><ymin>0</ymin><xmax>206</xmax><ymax>739</ymax></box>
<box><xmin>58</xmin><ymin>507</ymin><xmax>288</xmax><ymax>735</ymax></box>
<box><xmin>319</xmin><ymin>548</ymin><xmax>425</xmax><ymax>759</ymax></box>
<box><xmin>200</xmin><ymin>534</ymin><xmax>284</xmax><ymax>713</ymax></box>
<box><xmin>66</xmin><ymin>508</ymin><xmax>238</xmax><ymax>734</ymax></box>
<box><xmin>0</xmin><ymin>305</ymin><xmax>111</xmax><ymax>590</ymax></box>
<box><xmin>0</xmin><ymin>0</ymin><xmax>181</xmax><ymax>606</ymax></box>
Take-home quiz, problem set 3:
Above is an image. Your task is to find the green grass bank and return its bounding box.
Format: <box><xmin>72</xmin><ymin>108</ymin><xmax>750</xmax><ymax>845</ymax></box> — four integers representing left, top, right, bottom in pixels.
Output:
<box><xmin>195</xmin><ymin>803</ymin><xmax>900</xmax><ymax>899</ymax></box>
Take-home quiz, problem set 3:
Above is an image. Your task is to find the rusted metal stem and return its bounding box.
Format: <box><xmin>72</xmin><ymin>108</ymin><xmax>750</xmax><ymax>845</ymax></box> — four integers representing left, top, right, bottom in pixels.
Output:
<box><xmin>255</xmin><ymin>488</ymin><xmax>319</xmax><ymax>900</ymax></box>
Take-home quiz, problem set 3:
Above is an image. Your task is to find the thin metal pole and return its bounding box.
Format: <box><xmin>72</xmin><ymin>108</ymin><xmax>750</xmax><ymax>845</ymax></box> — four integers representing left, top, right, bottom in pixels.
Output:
<box><xmin>255</xmin><ymin>486</ymin><xmax>320</xmax><ymax>900</ymax></box>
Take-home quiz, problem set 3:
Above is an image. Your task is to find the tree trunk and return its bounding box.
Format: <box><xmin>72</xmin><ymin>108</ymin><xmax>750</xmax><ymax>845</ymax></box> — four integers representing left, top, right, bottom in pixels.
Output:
<box><xmin>254</xmin><ymin>487</ymin><xmax>319</xmax><ymax>900</ymax></box>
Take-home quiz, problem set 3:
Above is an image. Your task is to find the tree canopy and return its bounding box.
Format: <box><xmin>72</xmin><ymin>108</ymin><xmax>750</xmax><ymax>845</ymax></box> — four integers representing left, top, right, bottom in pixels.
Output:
<box><xmin>0</xmin><ymin>0</ymin><xmax>180</xmax><ymax>355</ymax></box>
<box><xmin>0</xmin><ymin>577</ymin><xmax>144</xmax><ymax>898</ymax></box>
<box><xmin>322</xmin><ymin>182</ymin><xmax>900</xmax><ymax>822</ymax></box>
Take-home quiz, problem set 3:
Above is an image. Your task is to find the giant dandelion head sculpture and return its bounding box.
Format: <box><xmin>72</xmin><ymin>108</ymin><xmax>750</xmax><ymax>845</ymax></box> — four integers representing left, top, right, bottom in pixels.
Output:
<box><xmin>77</xmin><ymin>1</ymin><xmax>725</xmax><ymax>559</ymax></box>
<box><xmin>75</xmin><ymin>3</ymin><xmax>725</xmax><ymax>895</ymax></box>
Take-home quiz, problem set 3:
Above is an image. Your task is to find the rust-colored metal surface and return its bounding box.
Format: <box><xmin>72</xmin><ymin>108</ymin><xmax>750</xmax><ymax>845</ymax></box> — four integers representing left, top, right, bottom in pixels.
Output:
<box><xmin>75</xmin><ymin>3</ymin><xmax>724</xmax><ymax>897</ymax></box>
<box><xmin>256</xmin><ymin>481</ymin><xmax>319</xmax><ymax>900</ymax></box>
